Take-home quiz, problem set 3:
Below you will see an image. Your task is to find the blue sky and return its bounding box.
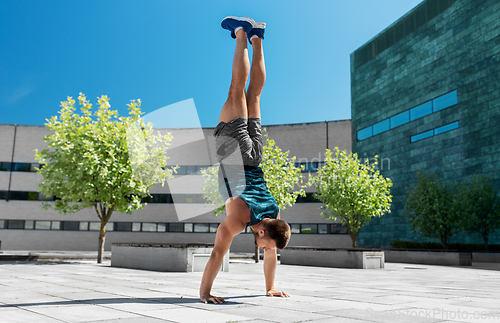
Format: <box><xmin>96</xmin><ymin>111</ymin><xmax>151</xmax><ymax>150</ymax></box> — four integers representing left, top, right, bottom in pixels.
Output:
<box><xmin>0</xmin><ymin>0</ymin><xmax>423</xmax><ymax>128</ymax></box>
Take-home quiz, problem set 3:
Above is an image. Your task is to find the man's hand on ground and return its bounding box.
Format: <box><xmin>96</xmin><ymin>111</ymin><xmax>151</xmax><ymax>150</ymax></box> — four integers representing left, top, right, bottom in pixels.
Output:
<box><xmin>200</xmin><ymin>294</ymin><xmax>227</xmax><ymax>304</ymax></box>
<box><xmin>266</xmin><ymin>289</ymin><xmax>290</xmax><ymax>297</ymax></box>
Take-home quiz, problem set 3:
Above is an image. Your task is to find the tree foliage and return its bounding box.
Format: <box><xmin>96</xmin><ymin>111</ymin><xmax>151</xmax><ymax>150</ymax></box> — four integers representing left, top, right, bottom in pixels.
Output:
<box><xmin>404</xmin><ymin>170</ymin><xmax>460</xmax><ymax>250</ymax></box>
<box><xmin>201</xmin><ymin>130</ymin><xmax>307</xmax><ymax>215</ymax></box>
<box><xmin>310</xmin><ymin>148</ymin><xmax>392</xmax><ymax>248</ymax></box>
<box><xmin>457</xmin><ymin>174</ymin><xmax>500</xmax><ymax>251</ymax></box>
<box><xmin>35</xmin><ymin>93</ymin><xmax>176</xmax><ymax>262</ymax></box>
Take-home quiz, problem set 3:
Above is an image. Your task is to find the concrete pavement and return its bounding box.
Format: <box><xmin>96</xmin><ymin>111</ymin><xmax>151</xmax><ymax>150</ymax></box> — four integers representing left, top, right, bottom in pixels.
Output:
<box><xmin>0</xmin><ymin>256</ymin><xmax>499</xmax><ymax>323</ymax></box>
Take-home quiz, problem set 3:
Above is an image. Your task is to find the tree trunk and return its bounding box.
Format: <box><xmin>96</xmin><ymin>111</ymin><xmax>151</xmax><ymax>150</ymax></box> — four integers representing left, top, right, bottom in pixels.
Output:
<box><xmin>95</xmin><ymin>203</ymin><xmax>114</xmax><ymax>264</ymax></box>
<box><xmin>347</xmin><ymin>224</ymin><xmax>358</xmax><ymax>248</ymax></box>
<box><xmin>440</xmin><ymin>236</ymin><xmax>448</xmax><ymax>250</ymax></box>
<box><xmin>483</xmin><ymin>233</ymin><xmax>489</xmax><ymax>252</ymax></box>
<box><xmin>98</xmin><ymin>221</ymin><xmax>107</xmax><ymax>264</ymax></box>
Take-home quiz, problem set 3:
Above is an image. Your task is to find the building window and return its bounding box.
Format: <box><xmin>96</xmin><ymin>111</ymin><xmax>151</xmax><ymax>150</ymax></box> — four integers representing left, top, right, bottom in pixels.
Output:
<box><xmin>35</xmin><ymin>221</ymin><xmax>51</xmax><ymax>230</ymax></box>
<box><xmin>290</xmin><ymin>224</ymin><xmax>300</xmax><ymax>234</ymax></box>
<box><xmin>61</xmin><ymin>221</ymin><xmax>79</xmax><ymax>231</ymax></box>
<box><xmin>390</xmin><ymin>111</ymin><xmax>410</xmax><ymax>128</ymax></box>
<box><xmin>330</xmin><ymin>223</ymin><xmax>348</xmax><ymax>234</ymax></box>
<box><xmin>169</xmin><ymin>223</ymin><xmax>184</xmax><ymax>232</ymax></box>
<box><xmin>132</xmin><ymin>223</ymin><xmax>142</xmax><ymax>231</ymax></box>
<box><xmin>158</xmin><ymin>223</ymin><xmax>167</xmax><ymax>232</ymax></box>
<box><xmin>0</xmin><ymin>191</ymin><xmax>7</xmax><ymax>200</ymax></box>
<box><xmin>318</xmin><ymin>224</ymin><xmax>328</xmax><ymax>234</ymax></box>
<box><xmin>433</xmin><ymin>90</ymin><xmax>458</xmax><ymax>112</ymax></box>
<box><xmin>142</xmin><ymin>223</ymin><xmax>157</xmax><ymax>232</ymax></box>
<box><xmin>25</xmin><ymin>220</ymin><xmax>34</xmax><ymax>230</ymax></box>
<box><xmin>434</xmin><ymin>121</ymin><xmax>459</xmax><ymax>135</ymax></box>
<box><xmin>5</xmin><ymin>220</ymin><xmax>25</xmax><ymax>229</ymax></box>
<box><xmin>372</xmin><ymin>119</ymin><xmax>390</xmax><ymax>135</ymax></box>
<box><xmin>410</xmin><ymin>101</ymin><xmax>433</xmax><ymax>121</ymax></box>
<box><xmin>0</xmin><ymin>220</ymin><xmax>4</xmax><ymax>229</ymax></box>
<box><xmin>411</xmin><ymin>130</ymin><xmax>434</xmax><ymax>143</ymax></box>
<box><xmin>194</xmin><ymin>223</ymin><xmax>209</xmax><ymax>233</ymax></box>
<box><xmin>30</xmin><ymin>164</ymin><xmax>40</xmax><ymax>172</ymax></box>
<box><xmin>357</xmin><ymin>126</ymin><xmax>373</xmax><ymax>140</ymax></box>
<box><xmin>0</xmin><ymin>163</ymin><xmax>12</xmax><ymax>171</ymax></box>
<box><xmin>300</xmin><ymin>224</ymin><xmax>318</xmax><ymax>234</ymax></box>
<box><xmin>411</xmin><ymin>121</ymin><xmax>460</xmax><ymax>143</ymax></box>
<box><xmin>209</xmin><ymin>223</ymin><xmax>219</xmax><ymax>233</ymax></box>
<box><xmin>80</xmin><ymin>222</ymin><xmax>89</xmax><ymax>231</ymax></box>
<box><xmin>13</xmin><ymin>163</ymin><xmax>31</xmax><ymax>172</ymax></box>
<box><xmin>184</xmin><ymin>223</ymin><xmax>193</xmax><ymax>232</ymax></box>
<box><xmin>115</xmin><ymin>222</ymin><xmax>132</xmax><ymax>232</ymax></box>
<box><xmin>296</xmin><ymin>193</ymin><xmax>321</xmax><ymax>203</ymax></box>
<box><xmin>89</xmin><ymin>222</ymin><xmax>101</xmax><ymax>231</ymax></box>
<box><xmin>38</xmin><ymin>193</ymin><xmax>54</xmax><ymax>201</ymax></box>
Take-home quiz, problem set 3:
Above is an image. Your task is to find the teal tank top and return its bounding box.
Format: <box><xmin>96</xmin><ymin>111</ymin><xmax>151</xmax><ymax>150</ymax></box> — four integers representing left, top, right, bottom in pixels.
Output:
<box><xmin>218</xmin><ymin>164</ymin><xmax>279</xmax><ymax>227</ymax></box>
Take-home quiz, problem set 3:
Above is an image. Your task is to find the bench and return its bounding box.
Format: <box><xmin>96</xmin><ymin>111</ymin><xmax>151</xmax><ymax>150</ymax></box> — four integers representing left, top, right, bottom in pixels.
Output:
<box><xmin>472</xmin><ymin>252</ymin><xmax>500</xmax><ymax>263</ymax></box>
<box><xmin>111</xmin><ymin>243</ymin><xmax>229</xmax><ymax>272</ymax></box>
<box><xmin>384</xmin><ymin>249</ymin><xmax>472</xmax><ymax>266</ymax></box>
<box><xmin>280</xmin><ymin>246</ymin><xmax>385</xmax><ymax>269</ymax></box>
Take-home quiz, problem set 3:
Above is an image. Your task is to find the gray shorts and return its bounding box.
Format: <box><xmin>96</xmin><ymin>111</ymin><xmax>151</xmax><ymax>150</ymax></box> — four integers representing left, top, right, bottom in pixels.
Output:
<box><xmin>213</xmin><ymin>117</ymin><xmax>263</xmax><ymax>167</ymax></box>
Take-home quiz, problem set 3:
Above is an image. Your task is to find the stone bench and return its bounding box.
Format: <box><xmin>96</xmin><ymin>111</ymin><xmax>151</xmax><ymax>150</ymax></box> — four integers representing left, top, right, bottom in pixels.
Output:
<box><xmin>384</xmin><ymin>249</ymin><xmax>472</xmax><ymax>266</ymax></box>
<box><xmin>472</xmin><ymin>252</ymin><xmax>500</xmax><ymax>263</ymax></box>
<box><xmin>111</xmin><ymin>243</ymin><xmax>229</xmax><ymax>272</ymax></box>
<box><xmin>280</xmin><ymin>246</ymin><xmax>385</xmax><ymax>269</ymax></box>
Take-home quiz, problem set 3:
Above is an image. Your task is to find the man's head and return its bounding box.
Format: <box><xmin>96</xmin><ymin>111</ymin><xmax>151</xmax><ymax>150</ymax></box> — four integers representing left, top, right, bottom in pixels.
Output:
<box><xmin>253</xmin><ymin>219</ymin><xmax>291</xmax><ymax>251</ymax></box>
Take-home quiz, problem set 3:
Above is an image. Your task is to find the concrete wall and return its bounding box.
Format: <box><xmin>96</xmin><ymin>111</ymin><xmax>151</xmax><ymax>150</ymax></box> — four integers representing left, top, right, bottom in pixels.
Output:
<box><xmin>0</xmin><ymin>229</ymin><xmax>351</xmax><ymax>252</ymax></box>
<box><xmin>351</xmin><ymin>0</ymin><xmax>500</xmax><ymax>247</ymax></box>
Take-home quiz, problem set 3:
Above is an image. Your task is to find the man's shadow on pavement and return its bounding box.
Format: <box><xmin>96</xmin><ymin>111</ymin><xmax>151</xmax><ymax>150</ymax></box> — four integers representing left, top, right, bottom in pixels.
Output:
<box><xmin>0</xmin><ymin>295</ymin><xmax>265</xmax><ymax>308</ymax></box>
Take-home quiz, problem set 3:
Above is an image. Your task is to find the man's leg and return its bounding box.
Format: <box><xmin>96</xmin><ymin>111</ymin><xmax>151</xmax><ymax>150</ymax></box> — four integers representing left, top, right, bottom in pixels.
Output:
<box><xmin>218</xmin><ymin>29</ymin><xmax>250</xmax><ymax>124</ymax></box>
<box><xmin>247</xmin><ymin>37</ymin><xmax>265</xmax><ymax>119</ymax></box>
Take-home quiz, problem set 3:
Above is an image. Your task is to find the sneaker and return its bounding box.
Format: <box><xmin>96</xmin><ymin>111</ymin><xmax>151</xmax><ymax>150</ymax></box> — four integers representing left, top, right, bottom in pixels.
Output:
<box><xmin>248</xmin><ymin>23</ymin><xmax>266</xmax><ymax>44</ymax></box>
<box><xmin>221</xmin><ymin>16</ymin><xmax>255</xmax><ymax>39</ymax></box>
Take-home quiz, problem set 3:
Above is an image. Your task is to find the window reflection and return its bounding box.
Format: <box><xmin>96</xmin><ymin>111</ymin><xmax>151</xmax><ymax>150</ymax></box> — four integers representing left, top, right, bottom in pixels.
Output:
<box><xmin>373</xmin><ymin>119</ymin><xmax>390</xmax><ymax>135</ymax></box>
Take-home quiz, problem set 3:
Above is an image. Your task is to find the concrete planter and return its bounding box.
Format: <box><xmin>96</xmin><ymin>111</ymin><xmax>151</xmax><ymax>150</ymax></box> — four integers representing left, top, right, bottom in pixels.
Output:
<box><xmin>472</xmin><ymin>252</ymin><xmax>500</xmax><ymax>263</ymax></box>
<box><xmin>280</xmin><ymin>246</ymin><xmax>385</xmax><ymax>269</ymax></box>
<box><xmin>384</xmin><ymin>249</ymin><xmax>472</xmax><ymax>266</ymax></box>
<box><xmin>111</xmin><ymin>243</ymin><xmax>229</xmax><ymax>272</ymax></box>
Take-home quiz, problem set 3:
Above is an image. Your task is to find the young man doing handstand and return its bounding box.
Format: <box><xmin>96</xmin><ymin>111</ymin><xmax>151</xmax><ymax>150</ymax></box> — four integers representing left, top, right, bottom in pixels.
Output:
<box><xmin>199</xmin><ymin>17</ymin><xmax>291</xmax><ymax>304</ymax></box>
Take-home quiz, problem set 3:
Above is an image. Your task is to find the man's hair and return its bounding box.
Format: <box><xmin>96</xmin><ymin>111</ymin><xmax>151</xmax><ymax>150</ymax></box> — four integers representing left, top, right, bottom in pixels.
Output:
<box><xmin>263</xmin><ymin>219</ymin><xmax>291</xmax><ymax>250</ymax></box>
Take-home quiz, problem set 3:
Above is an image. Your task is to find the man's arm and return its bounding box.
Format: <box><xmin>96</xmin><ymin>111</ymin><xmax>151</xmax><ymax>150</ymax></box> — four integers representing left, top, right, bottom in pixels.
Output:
<box><xmin>200</xmin><ymin>211</ymin><xmax>245</xmax><ymax>304</ymax></box>
<box><xmin>263</xmin><ymin>248</ymin><xmax>290</xmax><ymax>297</ymax></box>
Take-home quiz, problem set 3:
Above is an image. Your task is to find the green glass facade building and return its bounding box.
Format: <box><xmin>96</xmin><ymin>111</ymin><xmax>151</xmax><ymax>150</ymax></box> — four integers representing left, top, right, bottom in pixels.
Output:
<box><xmin>351</xmin><ymin>0</ymin><xmax>500</xmax><ymax>247</ymax></box>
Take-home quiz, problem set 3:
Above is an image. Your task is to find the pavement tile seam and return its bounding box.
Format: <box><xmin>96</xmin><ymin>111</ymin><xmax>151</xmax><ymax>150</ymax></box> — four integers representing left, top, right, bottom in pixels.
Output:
<box><xmin>1</xmin><ymin>304</ymin><xmax>70</xmax><ymax>323</ymax></box>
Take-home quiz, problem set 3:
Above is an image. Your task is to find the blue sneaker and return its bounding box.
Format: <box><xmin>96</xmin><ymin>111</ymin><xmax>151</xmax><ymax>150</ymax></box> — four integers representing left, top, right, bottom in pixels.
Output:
<box><xmin>221</xmin><ymin>16</ymin><xmax>255</xmax><ymax>39</ymax></box>
<box><xmin>248</xmin><ymin>22</ymin><xmax>266</xmax><ymax>44</ymax></box>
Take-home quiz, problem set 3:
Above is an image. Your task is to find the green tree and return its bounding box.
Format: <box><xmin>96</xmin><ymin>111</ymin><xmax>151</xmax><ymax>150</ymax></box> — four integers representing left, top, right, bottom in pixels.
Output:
<box><xmin>310</xmin><ymin>148</ymin><xmax>392</xmax><ymax>248</ymax></box>
<box><xmin>458</xmin><ymin>174</ymin><xmax>500</xmax><ymax>251</ymax></box>
<box><xmin>35</xmin><ymin>93</ymin><xmax>176</xmax><ymax>263</ymax></box>
<box><xmin>404</xmin><ymin>170</ymin><xmax>460</xmax><ymax>250</ymax></box>
<box><xmin>201</xmin><ymin>130</ymin><xmax>308</xmax><ymax>214</ymax></box>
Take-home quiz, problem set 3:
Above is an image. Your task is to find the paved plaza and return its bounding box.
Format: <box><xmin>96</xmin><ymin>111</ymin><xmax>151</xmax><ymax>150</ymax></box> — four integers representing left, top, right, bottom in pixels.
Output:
<box><xmin>0</xmin><ymin>256</ymin><xmax>499</xmax><ymax>323</ymax></box>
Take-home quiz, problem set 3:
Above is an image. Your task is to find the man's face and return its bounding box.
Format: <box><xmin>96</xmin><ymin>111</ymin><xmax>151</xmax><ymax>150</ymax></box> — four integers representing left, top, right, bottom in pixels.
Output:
<box><xmin>255</xmin><ymin>235</ymin><xmax>277</xmax><ymax>252</ymax></box>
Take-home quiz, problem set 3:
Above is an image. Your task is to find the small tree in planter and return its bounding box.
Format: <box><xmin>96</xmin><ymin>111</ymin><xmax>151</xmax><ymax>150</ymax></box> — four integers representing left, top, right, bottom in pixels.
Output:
<box><xmin>458</xmin><ymin>174</ymin><xmax>500</xmax><ymax>251</ymax></box>
<box><xmin>404</xmin><ymin>170</ymin><xmax>461</xmax><ymax>250</ymax></box>
<box><xmin>310</xmin><ymin>148</ymin><xmax>392</xmax><ymax>248</ymax></box>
